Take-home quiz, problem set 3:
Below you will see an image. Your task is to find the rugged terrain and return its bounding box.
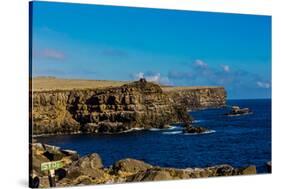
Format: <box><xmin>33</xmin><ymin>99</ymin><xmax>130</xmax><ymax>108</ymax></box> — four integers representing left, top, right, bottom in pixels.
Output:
<box><xmin>30</xmin><ymin>143</ymin><xmax>259</xmax><ymax>188</ymax></box>
<box><xmin>31</xmin><ymin>78</ymin><xmax>226</xmax><ymax>135</ymax></box>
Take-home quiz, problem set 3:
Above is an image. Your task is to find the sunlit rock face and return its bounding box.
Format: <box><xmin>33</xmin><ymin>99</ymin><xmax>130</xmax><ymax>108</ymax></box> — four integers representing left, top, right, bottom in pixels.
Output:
<box><xmin>31</xmin><ymin>80</ymin><xmax>226</xmax><ymax>135</ymax></box>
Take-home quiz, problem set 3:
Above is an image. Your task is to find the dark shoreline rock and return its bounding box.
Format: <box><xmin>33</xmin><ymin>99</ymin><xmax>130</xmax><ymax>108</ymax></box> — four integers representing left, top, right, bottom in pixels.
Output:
<box><xmin>184</xmin><ymin>125</ymin><xmax>209</xmax><ymax>134</ymax></box>
<box><xmin>30</xmin><ymin>143</ymin><xmax>262</xmax><ymax>188</ymax></box>
<box><xmin>266</xmin><ymin>161</ymin><xmax>272</xmax><ymax>173</ymax></box>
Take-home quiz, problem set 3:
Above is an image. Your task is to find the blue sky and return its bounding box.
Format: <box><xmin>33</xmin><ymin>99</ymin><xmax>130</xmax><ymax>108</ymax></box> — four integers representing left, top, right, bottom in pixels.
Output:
<box><xmin>31</xmin><ymin>1</ymin><xmax>271</xmax><ymax>99</ymax></box>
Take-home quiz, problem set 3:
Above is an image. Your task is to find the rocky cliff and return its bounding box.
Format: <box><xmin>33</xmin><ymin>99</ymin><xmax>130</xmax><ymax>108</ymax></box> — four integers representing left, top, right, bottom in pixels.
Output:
<box><xmin>31</xmin><ymin>79</ymin><xmax>226</xmax><ymax>135</ymax></box>
<box><xmin>162</xmin><ymin>87</ymin><xmax>226</xmax><ymax>110</ymax></box>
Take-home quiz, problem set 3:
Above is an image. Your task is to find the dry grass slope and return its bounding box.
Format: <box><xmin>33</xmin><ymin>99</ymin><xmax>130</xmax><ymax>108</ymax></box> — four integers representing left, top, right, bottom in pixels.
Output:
<box><xmin>32</xmin><ymin>77</ymin><xmax>129</xmax><ymax>91</ymax></box>
<box><xmin>32</xmin><ymin>77</ymin><xmax>223</xmax><ymax>91</ymax></box>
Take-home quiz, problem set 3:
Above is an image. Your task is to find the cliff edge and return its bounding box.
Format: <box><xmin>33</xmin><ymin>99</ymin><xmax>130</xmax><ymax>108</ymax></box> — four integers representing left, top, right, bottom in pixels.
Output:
<box><xmin>31</xmin><ymin>79</ymin><xmax>226</xmax><ymax>135</ymax></box>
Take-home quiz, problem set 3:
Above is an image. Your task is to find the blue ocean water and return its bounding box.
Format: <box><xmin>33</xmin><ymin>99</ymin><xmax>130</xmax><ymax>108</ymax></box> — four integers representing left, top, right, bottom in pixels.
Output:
<box><xmin>36</xmin><ymin>99</ymin><xmax>271</xmax><ymax>173</ymax></box>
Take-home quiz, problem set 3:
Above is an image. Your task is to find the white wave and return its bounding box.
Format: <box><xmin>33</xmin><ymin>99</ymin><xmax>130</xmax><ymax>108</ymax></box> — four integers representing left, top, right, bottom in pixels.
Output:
<box><xmin>183</xmin><ymin>130</ymin><xmax>216</xmax><ymax>135</ymax></box>
<box><xmin>149</xmin><ymin>128</ymin><xmax>162</xmax><ymax>131</ymax></box>
<box><xmin>166</xmin><ymin>126</ymin><xmax>179</xmax><ymax>130</ymax></box>
<box><xmin>122</xmin><ymin>127</ymin><xmax>145</xmax><ymax>133</ymax></box>
<box><xmin>193</xmin><ymin>120</ymin><xmax>204</xmax><ymax>123</ymax></box>
<box><xmin>162</xmin><ymin>131</ymin><xmax>182</xmax><ymax>135</ymax></box>
<box><xmin>149</xmin><ymin>125</ymin><xmax>179</xmax><ymax>131</ymax></box>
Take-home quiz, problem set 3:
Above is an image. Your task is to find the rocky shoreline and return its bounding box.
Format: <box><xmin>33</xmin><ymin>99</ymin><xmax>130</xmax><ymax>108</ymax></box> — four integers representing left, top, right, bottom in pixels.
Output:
<box><xmin>30</xmin><ymin>143</ymin><xmax>264</xmax><ymax>188</ymax></box>
<box><xmin>31</xmin><ymin>79</ymin><xmax>226</xmax><ymax>136</ymax></box>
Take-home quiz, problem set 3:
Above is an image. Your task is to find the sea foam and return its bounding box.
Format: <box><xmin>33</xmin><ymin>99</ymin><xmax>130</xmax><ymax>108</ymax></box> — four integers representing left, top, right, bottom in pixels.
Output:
<box><xmin>149</xmin><ymin>126</ymin><xmax>178</xmax><ymax>131</ymax></box>
<box><xmin>162</xmin><ymin>131</ymin><xmax>183</xmax><ymax>135</ymax></box>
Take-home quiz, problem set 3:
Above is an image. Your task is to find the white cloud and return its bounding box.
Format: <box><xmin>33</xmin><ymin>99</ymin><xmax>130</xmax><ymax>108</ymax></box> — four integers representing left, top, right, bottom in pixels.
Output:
<box><xmin>256</xmin><ymin>81</ymin><xmax>270</xmax><ymax>88</ymax></box>
<box><xmin>135</xmin><ymin>72</ymin><xmax>145</xmax><ymax>79</ymax></box>
<box><xmin>194</xmin><ymin>59</ymin><xmax>208</xmax><ymax>68</ymax></box>
<box><xmin>221</xmin><ymin>65</ymin><xmax>230</xmax><ymax>72</ymax></box>
<box><xmin>134</xmin><ymin>72</ymin><xmax>160</xmax><ymax>83</ymax></box>
<box><xmin>34</xmin><ymin>48</ymin><xmax>65</xmax><ymax>60</ymax></box>
<box><xmin>146</xmin><ymin>73</ymin><xmax>161</xmax><ymax>83</ymax></box>
<box><xmin>134</xmin><ymin>72</ymin><xmax>171</xmax><ymax>85</ymax></box>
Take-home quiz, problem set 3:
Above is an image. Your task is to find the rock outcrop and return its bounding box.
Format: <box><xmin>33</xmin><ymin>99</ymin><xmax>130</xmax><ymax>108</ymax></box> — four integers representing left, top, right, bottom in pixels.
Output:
<box><xmin>225</xmin><ymin>106</ymin><xmax>252</xmax><ymax>116</ymax></box>
<box><xmin>31</xmin><ymin>79</ymin><xmax>226</xmax><ymax>135</ymax></box>
<box><xmin>184</xmin><ymin>126</ymin><xmax>209</xmax><ymax>134</ymax></box>
<box><xmin>30</xmin><ymin>143</ymin><xmax>259</xmax><ymax>188</ymax></box>
<box><xmin>266</xmin><ymin>161</ymin><xmax>272</xmax><ymax>173</ymax></box>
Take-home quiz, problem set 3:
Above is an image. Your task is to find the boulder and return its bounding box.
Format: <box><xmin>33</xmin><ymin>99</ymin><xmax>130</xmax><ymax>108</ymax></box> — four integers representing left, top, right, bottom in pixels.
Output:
<box><xmin>30</xmin><ymin>143</ymin><xmax>78</xmax><ymax>178</ymax></box>
<box><xmin>67</xmin><ymin>166</ymin><xmax>105</xmax><ymax>180</ymax></box>
<box><xmin>70</xmin><ymin>153</ymin><xmax>103</xmax><ymax>169</ymax></box>
<box><xmin>213</xmin><ymin>164</ymin><xmax>235</xmax><ymax>176</ymax></box>
<box><xmin>128</xmin><ymin>168</ymin><xmax>174</xmax><ymax>182</ymax></box>
<box><xmin>112</xmin><ymin>158</ymin><xmax>153</xmax><ymax>174</ymax></box>
<box><xmin>266</xmin><ymin>161</ymin><xmax>272</xmax><ymax>173</ymax></box>
<box><xmin>238</xmin><ymin>165</ymin><xmax>257</xmax><ymax>175</ymax></box>
<box><xmin>58</xmin><ymin>175</ymin><xmax>94</xmax><ymax>186</ymax></box>
<box><xmin>42</xmin><ymin>144</ymin><xmax>65</xmax><ymax>161</ymax></box>
<box><xmin>31</xmin><ymin>143</ymin><xmax>261</xmax><ymax>187</ymax></box>
<box><xmin>67</xmin><ymin>153</ymin><xmax>105</xmax><ymax>180</ymax></box>
<box><xmin>32</xmin><ymin>153</ymin><xmax>50</xmax><ymax>176</ymax></box>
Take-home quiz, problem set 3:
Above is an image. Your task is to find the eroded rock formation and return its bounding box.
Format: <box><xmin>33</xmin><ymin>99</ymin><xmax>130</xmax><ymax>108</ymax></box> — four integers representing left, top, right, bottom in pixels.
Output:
<box><xmin>31</xmin><ymin>79</ymin><xmax>226</xmax><ymax>135</ymax></box>
<box><xmin>30</xmin><ymin>143</ymin><xmax>258</xmax><ymax>188</ymax></box>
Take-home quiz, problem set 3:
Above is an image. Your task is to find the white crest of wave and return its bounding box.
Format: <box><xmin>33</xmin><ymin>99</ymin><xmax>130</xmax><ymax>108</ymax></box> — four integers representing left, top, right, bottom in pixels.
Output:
<box><xmin>192</xmin><ymin>120</ymin><xmax>205</xmax><ymax>123</ymax></box>
<box><xmin>162</xmin><ymin>131</ymin><xmax>182</xmax><ymax>135</ymax></box>
<box><xmin>149</xmin><ymin>125</ymin><xmax>179</xmax><ymax>131</ymax></box>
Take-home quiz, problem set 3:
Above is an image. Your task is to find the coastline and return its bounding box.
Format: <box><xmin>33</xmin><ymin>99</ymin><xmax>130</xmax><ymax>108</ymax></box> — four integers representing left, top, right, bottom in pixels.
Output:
<box><xmin>30</xmin><ymin>142</ymin><xmax>266</xmax><ymax>188</ymax></box>
<box><xmin>31</xmin><ymin>79</ymin><xmax>226</xmax><ymax>136</ymax></box>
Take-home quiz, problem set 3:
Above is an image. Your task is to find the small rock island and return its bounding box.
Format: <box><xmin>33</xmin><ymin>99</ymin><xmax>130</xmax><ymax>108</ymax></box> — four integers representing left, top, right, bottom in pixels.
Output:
<box><xmin>226</xmin><ymin>106</ymin><xmax>252</xmax><ymax>116</ymax></box>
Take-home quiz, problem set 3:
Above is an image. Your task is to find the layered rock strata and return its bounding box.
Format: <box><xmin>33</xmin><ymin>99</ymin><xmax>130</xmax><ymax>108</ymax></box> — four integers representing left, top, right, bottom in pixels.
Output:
<box><xmin>31</xmin><ymin>79</ymin><xmax>226</xmax><ymax>135</ymax></box>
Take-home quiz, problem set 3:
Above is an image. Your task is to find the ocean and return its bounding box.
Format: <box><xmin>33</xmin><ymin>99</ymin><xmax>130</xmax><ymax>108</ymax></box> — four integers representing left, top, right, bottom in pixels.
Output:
<box><xmin>36</xmin><ymin>99</ymin><xmax>271</xmax><ymax>173</ymax></box>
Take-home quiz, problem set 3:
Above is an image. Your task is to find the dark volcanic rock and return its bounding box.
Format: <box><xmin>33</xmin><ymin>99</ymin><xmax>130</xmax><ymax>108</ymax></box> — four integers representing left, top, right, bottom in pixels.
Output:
<box><xmin>184</xmin><ymin>125</ymin><xmax>209</xmax><ymax>134</ymax></box>
<box><xmin>266</xmin><ymin>161</ymin><xmax>272</xmax><ymax>173</ymax></box>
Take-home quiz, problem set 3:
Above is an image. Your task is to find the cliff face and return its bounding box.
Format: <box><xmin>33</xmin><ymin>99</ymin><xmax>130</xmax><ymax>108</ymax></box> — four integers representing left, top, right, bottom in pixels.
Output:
<box><xmin>163</xmin><ymin>87</ymin><xmax>226</xmax><ymax>110</ymax></box>
<box><xmin>31</xmin><ymin>80</ymin><xmax>226</xmax><ymax>135</ymax></box>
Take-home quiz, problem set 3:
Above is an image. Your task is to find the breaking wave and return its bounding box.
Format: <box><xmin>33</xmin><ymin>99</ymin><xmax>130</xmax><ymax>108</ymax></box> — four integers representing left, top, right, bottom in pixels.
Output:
<box><xmin>193</xmin><ymin>120</ymin><xmax>205</xmax><ymax>123</ymax></box>
<box><xmin>162</xmin><ymin>131</ymin><xmax>183</xmax><ymax>135</ymax></box>
<box><xmin>149</xmin><ymin>126</ymin><xmax>178</xmax><ymax>131</ymax></box>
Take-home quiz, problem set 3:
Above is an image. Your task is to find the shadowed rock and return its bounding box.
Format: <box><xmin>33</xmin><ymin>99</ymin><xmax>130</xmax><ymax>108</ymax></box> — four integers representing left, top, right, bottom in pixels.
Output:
<box><xmin>266</xmin><ymin>161</ymin><xmax>272</xmax><ymax>173</ymax></box>
<box><xmin>184</xmin><ymin>126</ymin><xmax>209</xmax><ymax>134</ymax></box>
